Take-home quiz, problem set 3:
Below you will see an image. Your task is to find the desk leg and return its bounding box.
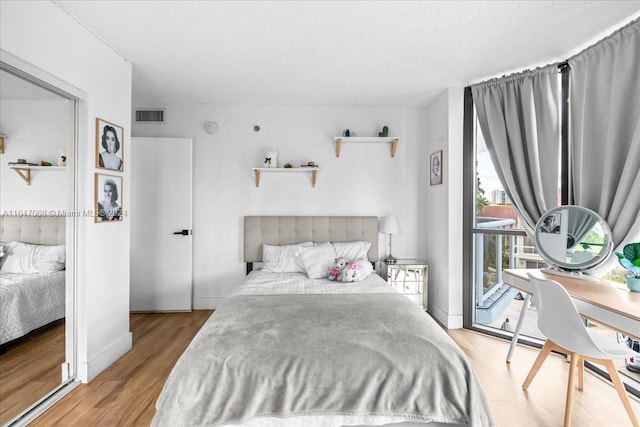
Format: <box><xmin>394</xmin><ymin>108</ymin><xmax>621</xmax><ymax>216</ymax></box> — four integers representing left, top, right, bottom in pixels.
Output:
<box><xmin>506</xmin><ymin>294</ymin><xmax>531</xmax><ymax>363</ymax></box>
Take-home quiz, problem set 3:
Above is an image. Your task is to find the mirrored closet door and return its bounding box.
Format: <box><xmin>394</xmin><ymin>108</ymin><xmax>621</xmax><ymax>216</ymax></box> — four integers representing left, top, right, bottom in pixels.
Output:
<box><xmin>0</xmin><ymin>65</ymin><xmax>77</xmax><ymax>425</ymax></box>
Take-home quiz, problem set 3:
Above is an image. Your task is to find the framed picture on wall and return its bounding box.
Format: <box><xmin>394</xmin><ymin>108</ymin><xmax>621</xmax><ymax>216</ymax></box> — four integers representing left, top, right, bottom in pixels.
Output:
<box><xmin>430</xmin><ymin>150</ymin><xmax>443</xmax><ymax>186</ymax></box>
<box><xmin>95</xmin><ymin>173</ymin><xmax>123</xmax><ymax>222</ymax></box>
<box><xmin>96</xmin><ymin>118</ymin><xmax>124</xmax><ymax>171</ymax></box>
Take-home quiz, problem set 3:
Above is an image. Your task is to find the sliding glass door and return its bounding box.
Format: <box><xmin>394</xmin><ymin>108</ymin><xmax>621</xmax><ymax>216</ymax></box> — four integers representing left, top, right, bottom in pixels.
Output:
<box><xmin>466</xmin><ymin>106</ymin><xmax>550</xmax><ymax>341</ymax></box>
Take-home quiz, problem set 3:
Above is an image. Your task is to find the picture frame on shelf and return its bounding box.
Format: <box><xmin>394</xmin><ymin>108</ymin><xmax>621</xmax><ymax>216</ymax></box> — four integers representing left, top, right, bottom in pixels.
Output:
<box><xmin>95</xmin><ymin>173</ymin><xmax>123</xmax><ymax>223</ymax></box>
<box><xmin>430</xmin><ymin>150</ymin><xmax>443</xmax><ymax>186</ymax></box>
<box><xmin>96</xmin><ymin>118</ymin><xmax>124</xmax><ymax>172</ymax></box>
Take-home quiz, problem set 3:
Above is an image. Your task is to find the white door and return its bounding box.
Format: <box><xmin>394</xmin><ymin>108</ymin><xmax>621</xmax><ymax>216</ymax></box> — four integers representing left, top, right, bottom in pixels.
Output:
<box><xmin>130</xmin><ymin>137</ymin><xmax>193</xmax><ymax>311</ymax></box>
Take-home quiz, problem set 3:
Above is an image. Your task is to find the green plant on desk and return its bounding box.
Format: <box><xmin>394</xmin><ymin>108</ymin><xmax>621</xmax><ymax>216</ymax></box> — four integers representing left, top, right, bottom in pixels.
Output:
<box><xmin>615</xmin><ymin>242</ymin><xmax>640</xmax><ymax>292</ymax></box>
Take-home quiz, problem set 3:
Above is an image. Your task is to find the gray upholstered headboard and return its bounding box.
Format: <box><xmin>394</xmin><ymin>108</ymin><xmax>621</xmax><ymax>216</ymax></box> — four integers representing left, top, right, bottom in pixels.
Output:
<box><xmin>244</xmin><ymin>216</ymin><xmax>379</xmax><ymax>268</ymax></box>
<box><xmin>0</xmin><ymin>216</ymin><xmax>65</xmax><ymax>245</ymax></box>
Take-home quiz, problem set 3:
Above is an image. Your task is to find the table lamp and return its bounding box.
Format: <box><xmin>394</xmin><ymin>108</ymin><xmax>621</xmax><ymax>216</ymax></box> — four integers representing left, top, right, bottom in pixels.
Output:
<box><xmin>380</xmin><ymin>216</ymin><xmax>400</xmax><ymax>264</ymax></box>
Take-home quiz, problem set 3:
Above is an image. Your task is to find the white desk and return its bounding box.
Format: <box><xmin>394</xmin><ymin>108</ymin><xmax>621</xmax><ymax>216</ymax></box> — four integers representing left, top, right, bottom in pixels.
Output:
<box><xmin>503</xmin><ymin>269</ymin><xmax>640</xmax><ymax>362</ymax></box>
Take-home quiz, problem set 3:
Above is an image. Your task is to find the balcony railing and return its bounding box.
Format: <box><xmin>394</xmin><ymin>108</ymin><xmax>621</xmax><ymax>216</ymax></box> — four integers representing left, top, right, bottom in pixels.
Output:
<box><xmin>475</xmin><ymin>217</ymin><xmax>517</xmax><ymax>306</ymax></box>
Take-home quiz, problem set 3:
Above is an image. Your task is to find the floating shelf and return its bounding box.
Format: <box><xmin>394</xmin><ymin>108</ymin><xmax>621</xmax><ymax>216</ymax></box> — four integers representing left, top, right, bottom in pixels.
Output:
<box><xmin>10</xmin><ymin>165</ymin><xmax>66</xmax><ymax>185</ymax></box>
<box><xmin>334</xmin><ymin>136</ymin><xmax>399</xmax><ymax>158</ymax></box>
<box><xmin>252</xmin><ymin>167</ymin><xmax>319</xmax><ymax>188</ymax></box>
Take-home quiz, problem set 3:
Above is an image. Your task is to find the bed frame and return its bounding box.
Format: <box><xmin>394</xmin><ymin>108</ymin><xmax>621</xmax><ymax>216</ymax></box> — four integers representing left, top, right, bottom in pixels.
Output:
<box><xmin>0</xmin><ymin>216</ymin><xmax>65</xmax><ymax>245</ymax></box>
<box><xmin>244</xmin><ymin>216</ymin><xmax>378</xmax><ymax>274</ymax></box>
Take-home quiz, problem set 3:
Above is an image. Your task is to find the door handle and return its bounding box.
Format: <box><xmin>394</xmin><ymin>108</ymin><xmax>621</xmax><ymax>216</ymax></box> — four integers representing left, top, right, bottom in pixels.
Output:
<box><xmin>173</xmin><ymin>229</ymin><xmax>190</xmax><ymax>236</ymax></box>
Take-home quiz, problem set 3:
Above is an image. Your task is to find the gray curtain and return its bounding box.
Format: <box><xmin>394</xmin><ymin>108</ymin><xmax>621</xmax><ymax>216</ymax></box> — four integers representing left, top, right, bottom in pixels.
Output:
<box><xmin>568</xmin><ymin>19</ymin><xmax>640</xmax><ymax>267</ymax></box>
<box><xmin>566</xmin><ymin>211</ymin><xmax>597</xmax><ymax>248</ymax></box>
<box><xmin>471</xmin><ymin>65</ymin><xmax>561</xmax><ymax>236</ymax></box>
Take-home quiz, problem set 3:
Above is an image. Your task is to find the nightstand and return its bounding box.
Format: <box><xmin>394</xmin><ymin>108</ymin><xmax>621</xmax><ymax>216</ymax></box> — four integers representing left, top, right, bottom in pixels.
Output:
<box><xmin>381</xmin><ymin>259</ymin><xmax>428</xmax><ymax>309</ymax></box>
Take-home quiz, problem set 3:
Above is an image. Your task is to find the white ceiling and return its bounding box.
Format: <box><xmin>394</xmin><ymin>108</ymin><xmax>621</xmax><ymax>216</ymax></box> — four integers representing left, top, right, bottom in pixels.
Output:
<box><xmin>53</xmin><ymin>0</ymin><xmax>640</xmax><ymax>108</ymax></box>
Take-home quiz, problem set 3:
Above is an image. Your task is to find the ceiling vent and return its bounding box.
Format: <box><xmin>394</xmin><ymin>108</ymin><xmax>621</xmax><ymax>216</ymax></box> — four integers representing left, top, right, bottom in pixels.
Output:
<box><xmin>134</xmin><ymin>109</ymin><xmax>164</xmax><ymax>123</ymax></box>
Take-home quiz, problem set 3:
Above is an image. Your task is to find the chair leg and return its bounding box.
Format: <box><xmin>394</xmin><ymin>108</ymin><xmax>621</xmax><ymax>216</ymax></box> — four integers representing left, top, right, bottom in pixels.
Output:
<box><xmin>563</xmin><ymin>353</ymin><xmax>578</xmax><ymax>427</ymax></box>
<box><xmin>603</xmin><ymin>360</ymin><xmax>639</xmax><ymax>427</ymax></box>
<box><xmin>577</xmin><ymin>356</ymin><xmax>584</xmax><ymax>391</ymax></box>
<box><xmin>523</xmin><ymin>340</ymin><xmax>554</xmax><ymax>390</ymax></box>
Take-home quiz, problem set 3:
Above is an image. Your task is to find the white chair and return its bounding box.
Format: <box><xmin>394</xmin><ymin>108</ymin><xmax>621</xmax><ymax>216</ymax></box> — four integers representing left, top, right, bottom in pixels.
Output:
<box><xmin>522</xmin><ymin>273</ymin><xmax>639</xmax><ymax>427</ymax></box>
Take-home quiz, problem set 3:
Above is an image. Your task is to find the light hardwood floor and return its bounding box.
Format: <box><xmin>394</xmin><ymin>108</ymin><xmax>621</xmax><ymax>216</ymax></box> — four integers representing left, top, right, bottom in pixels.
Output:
<box><xmin>8</xmin><ymin>311</ymin><xmax>640</xmax><ymax>426</ymax></box>
<box><xmin>449</xmin><ymin>328</ymin><xmax>640</xmax><ymax>426</ymax></box>
<box><xmin>0</xmin><ymin>321</ymin><xmax>65</xmax><ymax>425</ymax></box>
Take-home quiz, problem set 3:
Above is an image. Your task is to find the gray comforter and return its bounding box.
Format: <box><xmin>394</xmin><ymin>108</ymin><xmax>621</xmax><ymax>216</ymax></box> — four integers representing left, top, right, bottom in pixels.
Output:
<box><xmin>152</xmin><ymin>293</ymin><xmax>493</xmax><ymax>426</ymax></box>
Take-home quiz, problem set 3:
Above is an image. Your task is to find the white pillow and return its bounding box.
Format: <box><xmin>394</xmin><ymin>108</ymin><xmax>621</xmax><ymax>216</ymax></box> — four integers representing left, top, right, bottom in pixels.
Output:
<box><xmin>332</xmin><ymin>241</ymin><xmax>372</xmax><ymax>261</ymax></box>
<box><xmin>0</xmin><ymin>241</ymin><xmax>66</xmax><ymax>274</ymax></box>
<box><xmin>262</xmin><ymin>242</ymin><xmax>313</xmax><ymax>273</ymax></box>
<box><xmin>295</xmin><ymin>242</ymin><xmax>337</xmax><ymax>279</ymax></box>
<box><xmin>0</xmin><ymin>241</ymin><xmax>10</xmax><ymax>270</ymax></box>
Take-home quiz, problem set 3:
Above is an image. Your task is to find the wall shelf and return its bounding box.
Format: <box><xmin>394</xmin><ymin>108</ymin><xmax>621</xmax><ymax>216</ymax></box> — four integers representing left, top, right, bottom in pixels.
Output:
<box><xmin>252</xmin><ymin>167</ymin><xmax>318</xmax><ymax>188</ymax></box>
<box><xmin>10</xmin><ymin>165</ymin><xmax>66</xmax><ymax>185</ymax></box>
<box><xmin>334</xmin><ymin>136</ymin><xmax>399</xmax><ymax>158</ymax></box>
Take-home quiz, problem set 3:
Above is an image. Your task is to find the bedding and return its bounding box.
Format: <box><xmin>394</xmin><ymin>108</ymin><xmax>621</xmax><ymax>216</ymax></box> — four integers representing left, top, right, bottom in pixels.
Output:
<box><xmin>152</xmin><ymin>271</ymin><xmax>494</xmax><ymax>427</ymax></box>
<box><xmin>295</xmin><ymin>242</ymin><xmax>338</xmax><ymax>279</ymax></box>
<box><xmin>262</xmin><ymin>242</ymin><xmax>313</xmax><ymax>273</ymax></box>
<box><xmin>1</xmin><ymin>270</ymin><xmax>66</xmax><ymax>345</ymax></box>
<box><xmin>0</xmin><ymin>241</ymin><xmax>66</xmax><ymax>274</ymax></box>
<box><xmin>332</xmin><ymin>241</ymin><xmax>372</xmax><ymax>261</ymax></box>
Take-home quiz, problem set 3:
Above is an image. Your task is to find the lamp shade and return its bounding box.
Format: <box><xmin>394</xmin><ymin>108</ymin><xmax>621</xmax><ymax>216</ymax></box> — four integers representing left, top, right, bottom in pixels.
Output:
<box><xmin>379</xmin><ymin>216</ymin><xmax>400</xmax><ymax>235</ymax></box>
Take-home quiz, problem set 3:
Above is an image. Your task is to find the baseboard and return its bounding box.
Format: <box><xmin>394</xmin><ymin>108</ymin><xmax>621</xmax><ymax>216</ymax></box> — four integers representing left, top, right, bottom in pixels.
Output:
<box><xmin>193</xmin><ymin>296</ymin><xmax>228</xmax><ymax>309</ymax></box>
<box><xmin>429</xmin><ymin>304</ymin><xmax>463</xmax><ymax>329</ymax></box>
<box><xmin>82</xmin><ymin>331</ymin><xmax>132</xmax><ymax>382</ymax></box>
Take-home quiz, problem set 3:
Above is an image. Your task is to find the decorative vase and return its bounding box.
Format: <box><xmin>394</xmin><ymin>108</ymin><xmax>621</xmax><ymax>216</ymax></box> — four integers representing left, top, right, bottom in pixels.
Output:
<box><xmin>59</xmin><ymin>148</ymin><xmax>67</xmax><ymax>166</ymax></box>
<box><xmin>627</xmin><ymin>275</ymin><xmax>640</xmax><ymax>292</ymax></box>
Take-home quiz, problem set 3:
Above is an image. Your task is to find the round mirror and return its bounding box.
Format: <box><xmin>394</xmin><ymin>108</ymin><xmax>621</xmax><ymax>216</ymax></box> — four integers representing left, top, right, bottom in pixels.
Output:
<box><xmin>535</xmin><ymin>206</ymin><xmax>613</xmax><ymax>275</ymax></box>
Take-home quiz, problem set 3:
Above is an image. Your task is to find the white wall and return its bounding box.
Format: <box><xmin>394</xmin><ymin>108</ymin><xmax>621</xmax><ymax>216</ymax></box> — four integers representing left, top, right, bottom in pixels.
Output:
<box><xmin>0</xmin><ymin>99</ymin><xmax>72</xmax><ymax>211</ymax></box>
<box><xmin>420</xmin><ymin>87</ymin><xmax>465</xmax><ymax>328</ymax></box>
<box><xmin>132</xmin><ymin>104</ymin><xmax>428</xmax><ymax>307</ymax></box>
<box><xmin>1</xmin><ymin>1</ymin><xmax>132</xmax><ymax>381</ymax></box>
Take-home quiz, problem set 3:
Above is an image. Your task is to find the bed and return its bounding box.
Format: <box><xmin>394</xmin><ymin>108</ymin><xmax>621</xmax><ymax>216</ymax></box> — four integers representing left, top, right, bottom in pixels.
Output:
<box><xmin>0</xmin><ymin>216</ymin><xmax>66</xmax><ymax>347</ymax></box>
<box><xmin>152</xmin><ymin>216</ymin><xmax>494</xmax><ymax>427</ymax></box>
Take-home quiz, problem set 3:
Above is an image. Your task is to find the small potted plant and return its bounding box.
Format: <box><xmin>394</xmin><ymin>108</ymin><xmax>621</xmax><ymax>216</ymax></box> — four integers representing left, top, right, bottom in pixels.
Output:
<box><xmin>615</xmin><ymin>242</ymin><xmax>640</xmax><ymax>292</ymax></box>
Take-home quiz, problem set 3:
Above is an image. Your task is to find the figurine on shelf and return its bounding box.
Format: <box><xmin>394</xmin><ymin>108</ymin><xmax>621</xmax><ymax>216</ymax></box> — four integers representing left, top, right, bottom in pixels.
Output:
<box><xmin>263</xmin><ymin>150</ymin><xmax>278</xmax><ymax>168</ymax></box>
<box><xmin>59</xmin><ymin>148</ymin><xmax>67</xmax><ymax>166</ymax></box>
<box><xmin>342</xmin><ymin>129</ymin><xmax>350</xmax><ymax>137</ymax></box>
<box><xmin>378</xmin><ymin>126</ymin><xmax>389</xmax><ymax>137</ymax></box>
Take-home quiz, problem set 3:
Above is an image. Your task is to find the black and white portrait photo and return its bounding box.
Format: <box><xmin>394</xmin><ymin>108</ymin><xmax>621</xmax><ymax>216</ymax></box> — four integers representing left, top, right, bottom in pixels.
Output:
<box><xmin>540</xmin><ymin>213</ymin><xmax>561</xmax><ymax>234</ymax></box>
<box><xmin>95</xmin><ymin>173</ymin><xmax>123</xmax><ymax>222</ymax></box>
<box><xmin>96</xmin><ymin>118</ymin><xmax>124</xmax><ymax>171</ymax></box>
<box><xmin>430</xmin><ymin>150</ymin><xmax>443</xmax><ymax>186</ymax></box>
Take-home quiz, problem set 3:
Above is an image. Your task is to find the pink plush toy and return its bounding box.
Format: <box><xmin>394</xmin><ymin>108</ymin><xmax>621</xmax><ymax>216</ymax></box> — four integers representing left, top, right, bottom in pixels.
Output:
<box><xmin>328</xmin><ymin>267</ymin><xmax>341</xmax><ymax>280</ymax></box>
<box><xmin>341</xmin><ymin>259</ymin><xmax>374</xmax><ymax>282</ymax></box>
<box><xmin>327</xmin><ymin>257</ymin><xmax>349</xmax><ymax>281</ymax></box>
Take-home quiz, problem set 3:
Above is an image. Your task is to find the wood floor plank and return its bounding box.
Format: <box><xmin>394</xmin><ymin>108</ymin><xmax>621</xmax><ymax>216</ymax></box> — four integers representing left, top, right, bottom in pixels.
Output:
<box><xmin>0</xmin><ymin>322</ymin><xmax>65</xmax><ymax>425</ymax></box>
<box><xmin>9</xmin><ymin>311</ymin><xmax>640</xmax><ymax>427</ymax></box>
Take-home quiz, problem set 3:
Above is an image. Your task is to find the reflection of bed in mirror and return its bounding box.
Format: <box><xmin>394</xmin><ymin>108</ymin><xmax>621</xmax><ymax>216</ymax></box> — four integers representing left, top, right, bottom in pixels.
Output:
<box><xmin>0</xmin><ymin>216</ymin><xmax>66</xmax><ymax>348</ymax></box>
<box><xmin>534</xmin><ymin>206</ymin><xmax>612</xmax><ymax>281</ymax></box>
